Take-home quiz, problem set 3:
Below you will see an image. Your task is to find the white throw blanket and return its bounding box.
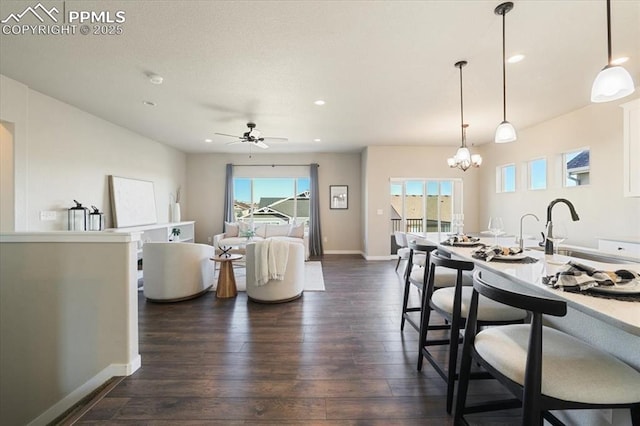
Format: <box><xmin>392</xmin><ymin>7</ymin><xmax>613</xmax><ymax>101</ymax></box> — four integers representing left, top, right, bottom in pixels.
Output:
<box><xmin>254</xmin><ymin>239</ymin><xmax>290</xmax><ymax>286</ymax></box>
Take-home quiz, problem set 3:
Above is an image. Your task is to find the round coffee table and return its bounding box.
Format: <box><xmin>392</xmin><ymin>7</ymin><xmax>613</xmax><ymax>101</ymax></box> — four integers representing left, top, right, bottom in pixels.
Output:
<box><xmin>210</xmin><ymin>254</ymin><xmax>243</xmax><ymax>298</ymax></box>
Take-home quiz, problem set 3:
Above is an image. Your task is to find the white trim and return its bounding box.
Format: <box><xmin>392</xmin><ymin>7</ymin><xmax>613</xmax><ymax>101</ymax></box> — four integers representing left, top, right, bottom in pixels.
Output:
<box><xmin>324</xmin><ymin>250</ymin><xmax>363</xmax><ymax>255</ymax></box>
<box><xmin>0</xmin><ymin>231</ymin><xmax>141</xmax><ymax>243</ymax></box>
<box><xmin>364</xmin><ymin>255</ymin><xmax>392</xmax><ymax>261</ymax></box>
<box><xmin>27</xmin><ymin>356</ymin><xmax>141</xmax><ymax>426</ymax></box>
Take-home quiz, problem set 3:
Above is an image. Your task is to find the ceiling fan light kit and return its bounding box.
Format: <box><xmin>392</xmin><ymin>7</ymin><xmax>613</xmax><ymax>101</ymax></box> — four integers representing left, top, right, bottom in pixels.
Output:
<box><xmin>591</xmin><ymin>0</ymin><xmax>635</xmax><ymax>103</ymax></box>
<box><xmin>214</xmin><ymin>122</ymin><xmax>288</xmax><ymax>151</ymax></box>
<box><xmin>494</xmin><ymin>1</ymin><xmax>517</xmax><ymax>144</ymax></box>
<box><xmin>447</xmin><ymin>60</ymin><xmax>482</xmax><ymax>172</ymax></box>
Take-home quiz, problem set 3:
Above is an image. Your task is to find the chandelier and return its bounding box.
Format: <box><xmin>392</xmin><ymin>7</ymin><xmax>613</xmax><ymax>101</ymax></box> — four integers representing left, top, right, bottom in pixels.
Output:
<box><xmin>447</xmin><ymin>60</ymin><xmax>482</xmax><ymax>172</ymax></box>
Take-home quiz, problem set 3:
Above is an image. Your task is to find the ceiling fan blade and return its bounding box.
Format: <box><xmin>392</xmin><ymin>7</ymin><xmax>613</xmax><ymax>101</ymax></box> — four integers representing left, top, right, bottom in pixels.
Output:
<box><xmin>214</xmin><ymin>133</ymin><xmax>241</xmax><ymax>138</ymax></box>
<box><xmin>255</xmin><ymin>140</ymin><xmax>269</xmax><ymax>149</ymax></box>
<box><xmin>262</xmin><ymin>136</ymin><xmax>288</xmax><ymax>141</ymax></box>
<box><xmin>225</xmin><ymin>140</ymin><xmax>244</xmax><ymax>146</ymax></box>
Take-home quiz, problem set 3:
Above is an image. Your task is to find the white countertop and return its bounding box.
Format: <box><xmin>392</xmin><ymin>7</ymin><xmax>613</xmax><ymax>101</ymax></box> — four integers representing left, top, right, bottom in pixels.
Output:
<box><xmin>437</xmin><ymin>239</ymin><xmax>640</xmax><ymax>336</ymax></box>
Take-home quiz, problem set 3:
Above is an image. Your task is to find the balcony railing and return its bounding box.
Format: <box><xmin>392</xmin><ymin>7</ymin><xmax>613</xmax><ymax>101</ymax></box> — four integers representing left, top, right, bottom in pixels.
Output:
<box><xmin>391</xmin><ymin>219</ymin><xmax>451</xmax><ymax>233</ymax></box>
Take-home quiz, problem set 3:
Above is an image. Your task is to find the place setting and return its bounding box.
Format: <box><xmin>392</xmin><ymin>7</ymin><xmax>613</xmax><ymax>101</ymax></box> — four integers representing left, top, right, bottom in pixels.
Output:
<box><xmin>542</xmin><ymin>260</ymin><xmax>640</xmax><ymax>302</ymax></box>
<box><xmin>470</xmin><ymin>217</ymin><xmax>539</xmax><ymax>263</ymax></box>
<box><xmin>440</xmin><ymin>214</ymin><xmax>485</xmax><ymax>247</ymax></box>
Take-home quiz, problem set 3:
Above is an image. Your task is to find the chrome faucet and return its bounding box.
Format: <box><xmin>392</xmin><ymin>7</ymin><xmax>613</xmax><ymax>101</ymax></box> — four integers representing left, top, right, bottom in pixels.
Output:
<box><xmin>545</xmin><ymin>198</ymin><xmax>580</xmax><ymax>255</ymax></box>
<box><xmin>518</xmin><ymin>213</ymin><xmax>539</xmax><ymax>250</ymax></box>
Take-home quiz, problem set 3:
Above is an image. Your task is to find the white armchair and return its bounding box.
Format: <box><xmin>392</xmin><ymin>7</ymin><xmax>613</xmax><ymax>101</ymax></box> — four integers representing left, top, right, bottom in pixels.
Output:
<box><xmin>142</xmin><ymin>242</ymin><xmax>215</xmax><ymax>302</ymax></box>
<box><xmin>245</xmin><ymin>241</ymin><xmax>305</xmax><ymax>303</ymax></box>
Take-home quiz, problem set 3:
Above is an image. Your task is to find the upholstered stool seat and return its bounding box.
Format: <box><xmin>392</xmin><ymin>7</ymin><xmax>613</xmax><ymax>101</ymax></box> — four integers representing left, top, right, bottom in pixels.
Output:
<box><xmin>455</xmin><ymin>271</ymin><xmax>640</xmax><ymax>425</ymax></box>
<box><xmin>409</xmin><ymin>265</ymin><xmax>471</xmax><ymax>288</ymax></box>
<box><xmin>475</xmin><ymin>324</ymin><xmax>640</xmax><ymax>405</ymax></box>
<box><xmin>431</xmin><ymin>287</ymin><xmax>526</xmax><ymax>322</ymax></box>
<box><xmin>417</xmin><ymin>252</ymin><xmax>527</xmax><ymax>414</ymax></box>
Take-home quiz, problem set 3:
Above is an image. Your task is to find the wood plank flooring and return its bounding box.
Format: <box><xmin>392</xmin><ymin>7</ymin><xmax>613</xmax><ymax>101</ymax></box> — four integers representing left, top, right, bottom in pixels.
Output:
<box><xmin>72</xmin><ymin>255</ymin><xmax>520</xmax><ymax>425</ymax></box>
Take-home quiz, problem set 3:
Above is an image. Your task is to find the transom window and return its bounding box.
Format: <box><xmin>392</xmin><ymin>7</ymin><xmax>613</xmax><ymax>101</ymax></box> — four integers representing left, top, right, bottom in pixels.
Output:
<box><xmin>496</xmin><ymin>164</ymin><xmax>516</xmax><ymax>193</ymax></box>
<box><xmin>528</xmin><ymin>158</ymin><xmax>547</xmax><ymax>190</ymax></box>
<box><xmin>564</xmin><ymin>148</ymin><xmax>590</xmax><ymax>187</ymax></box>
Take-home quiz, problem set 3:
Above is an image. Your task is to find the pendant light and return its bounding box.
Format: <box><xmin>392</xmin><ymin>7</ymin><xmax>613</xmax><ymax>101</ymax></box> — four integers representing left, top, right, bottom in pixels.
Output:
<box><xmin>447</xmin><ymin>61</ymin><xmax>482</xmax><ymax>172</ymax></box>
<box><xmin>591</xmin><ymin>0</ymin><xmax>635</xmax><ymax>103</ymax></box>
<box><xmin>494</xmin><ymin>2</ymin><xmax>517</xmax><ymax>143</ymax></box>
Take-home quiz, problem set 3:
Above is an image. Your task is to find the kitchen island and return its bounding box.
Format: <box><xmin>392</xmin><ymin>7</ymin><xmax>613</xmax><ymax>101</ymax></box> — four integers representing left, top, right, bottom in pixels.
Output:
<box><xmin>437</xmin><ymin>239</ymin><xmax>640</xmax><ymax>426</ymax></box>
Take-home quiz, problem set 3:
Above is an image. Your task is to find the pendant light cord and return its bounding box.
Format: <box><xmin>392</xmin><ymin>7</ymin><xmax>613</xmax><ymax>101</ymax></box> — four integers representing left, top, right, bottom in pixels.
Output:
<box><xmin>501</xmin><ymin>10</ymin><xmax>507</xmax><ymax>121</ymax></box>
<box><xmin>606</xmin><ymin>0</ymin><xmax>612</xmax><ymax>65</ymax></box>
<box><xmin>459</xmin><ymin>63</ymin><xmax>465</xmax><ymax>147</ymax></box>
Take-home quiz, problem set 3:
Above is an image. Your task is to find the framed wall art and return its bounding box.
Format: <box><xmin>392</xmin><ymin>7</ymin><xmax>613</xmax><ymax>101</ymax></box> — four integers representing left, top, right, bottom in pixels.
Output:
<box><xmin>330</xmin><ymin>185</ymin><xmax>348</xmax><ymax>210</ymax></box>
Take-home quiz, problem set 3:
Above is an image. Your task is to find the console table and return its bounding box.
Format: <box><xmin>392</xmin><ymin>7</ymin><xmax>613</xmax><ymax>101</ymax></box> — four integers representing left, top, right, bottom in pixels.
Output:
<box><xmin>106</xmin><ymin>221</ymin><xmax>195</xmax><ymax>258</ymax></box>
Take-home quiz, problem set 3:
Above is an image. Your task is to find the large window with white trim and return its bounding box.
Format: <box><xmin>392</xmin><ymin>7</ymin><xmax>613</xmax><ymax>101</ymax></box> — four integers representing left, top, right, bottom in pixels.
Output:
<box><xmin>390</xmin><ymin>178</ymin><xmax>463</xmax><ymax>238</ymax></box>
<box><xmin>233</xmin><ymin>177</ymin><xmax>310</xmax><ymax>226</ymax></box>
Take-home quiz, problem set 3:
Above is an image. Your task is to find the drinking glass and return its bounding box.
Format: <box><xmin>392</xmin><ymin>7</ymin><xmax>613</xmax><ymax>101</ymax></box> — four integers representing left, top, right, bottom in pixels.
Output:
<box><xmin>488</xmin><ymin>217</ymin><xmax>504</xmax><ymax>246</ymax></box>
<box><xmin>546</xmin><ymin>221</ymin><xmax>568</xmax><ymax>260</ymax></box>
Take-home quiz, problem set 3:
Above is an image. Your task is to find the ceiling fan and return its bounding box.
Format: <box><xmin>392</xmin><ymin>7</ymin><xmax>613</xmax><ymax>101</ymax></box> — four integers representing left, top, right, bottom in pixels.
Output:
<box><xmin>214</xmin><ymin>122</ymin><xmax>287</xmax><ymax>149</ymax></box>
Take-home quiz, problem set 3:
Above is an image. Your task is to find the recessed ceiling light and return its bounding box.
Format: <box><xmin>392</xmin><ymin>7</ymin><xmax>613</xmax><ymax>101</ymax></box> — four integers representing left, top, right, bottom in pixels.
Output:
<box><xmin>611</xmin><ymin>56</ymin><xmax>629</xmax><ymax>65</ymax></box>
<box><xmin>143</xmin><ymin>100</ymin><xmax>156</xmax><ymax>107</ymax></box>
<box><xmin>148</xmin><ymin>74</ymin><xmax>163</xmax><ymax>85</ymax></box>
<box><xmin>313</xmin><ymin>138</ymin><xmax>321</xmax><ymax>142</ymax></box>
<box><xmin>507</xmin><ymin>54</ymin><xmax>525</xmax><ymax>63</ymax></box>
<box><xmin>204</xmin><ymin>138</ymin><xmax>213</xmax><ymax>143</ymax></box>
<box><xmin>314</xmin><ymin>100</ymin><xmax>326</xmax><ymax>106</ymax></box>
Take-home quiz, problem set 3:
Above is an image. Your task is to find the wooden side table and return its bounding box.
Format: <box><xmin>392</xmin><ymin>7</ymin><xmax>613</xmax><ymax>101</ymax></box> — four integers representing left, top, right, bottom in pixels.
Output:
<box><xmin>210</xmin><ymin>254</ymin><xmax>243</xmax><ymax>298</ymax></box>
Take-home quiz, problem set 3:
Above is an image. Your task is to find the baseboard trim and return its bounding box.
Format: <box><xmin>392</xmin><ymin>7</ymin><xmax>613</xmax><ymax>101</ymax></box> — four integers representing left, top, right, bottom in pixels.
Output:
<box><xmin>364</xmin><ymin>255</ymin><xmax>394</xmax><ymax>261</ymax></box>
<box><xmin>27</xmin><ymin>356</ymin><xmax>141</xmax><ymax>426</ymax></box>
<box><xmin>324</xmin><ymin>250</ymin><xmax>363</xmax><ymax>255</ymax></box>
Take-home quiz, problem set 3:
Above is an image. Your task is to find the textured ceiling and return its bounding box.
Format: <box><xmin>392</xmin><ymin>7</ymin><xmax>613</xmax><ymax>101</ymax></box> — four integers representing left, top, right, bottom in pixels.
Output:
<box><xmin>1</xmin><ymin>0</ymin><xmax>639</xmax><ymax>154</ymax></box>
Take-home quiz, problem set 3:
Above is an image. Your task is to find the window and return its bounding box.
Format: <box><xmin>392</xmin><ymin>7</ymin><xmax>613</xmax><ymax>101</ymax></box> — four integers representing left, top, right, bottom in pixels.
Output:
<box><xmin>390</xmin><ymin>178</ymin><xmax>463</xmax><ymax>237</ymax></box>
<box><xmin>528</xmin><ymin>158</ymin><xmax>547</xmax><ymax>190</ymax></box>
<box><xmin>497</xmin><ymin>164</ymin><xmax>516</xmax><ymax>192</ymax></box>
<box><xmin>233</xmin><ymin>177</ymin><xmax>310</xmax><ymax>226</ymax></box>
<box><xmin>564</xmin><ymin>149</ymin><xmax>590</xmax><ymax>187</ymax></box>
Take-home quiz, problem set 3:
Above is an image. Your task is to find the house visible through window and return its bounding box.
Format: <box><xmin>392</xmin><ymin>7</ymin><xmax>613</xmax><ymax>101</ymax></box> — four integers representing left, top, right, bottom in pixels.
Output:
<box><xmin>564</xmin><ymin>149</ymin><xmax>590</xmax><ymax>187</ymax></box>
<box><xmin>390</xmin><ymin>179</ymin><xmax>463</xmax><ymax>240</ymax></box>
<box><xmin>233</xmin><ymin>177</ymin><xmax>310</xmax><ymax>226</ymax></box>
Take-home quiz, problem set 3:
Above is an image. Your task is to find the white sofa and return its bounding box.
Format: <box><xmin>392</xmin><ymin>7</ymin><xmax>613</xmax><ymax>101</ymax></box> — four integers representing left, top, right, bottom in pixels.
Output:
<box><xmin>245</xmin><ymin>241</ymin><xmax>305</xmax><ymax>303</ymax></box>
<box><xmin>214</xmin><ymin>222</ymin><xmax>309</xmax><ymax>260</ymax></box>
<box><xmin>142</xmin><ymin>242</ymin><xmax>215</xmax><ymax>302</ymax></box>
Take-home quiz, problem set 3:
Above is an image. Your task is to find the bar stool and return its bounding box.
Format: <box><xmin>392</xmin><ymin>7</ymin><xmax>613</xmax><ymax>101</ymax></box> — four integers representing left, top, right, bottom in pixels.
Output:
<box><xmin>455</xmin><ymin>271</ymin><xmax>640</xmax><ymax>425</ymax></box>
<box><xmin>400</xmin><ymin>240</ymin><xmax>437</xmax><ymax>332</ymax></box>
<box><xmin>417</xmin><ymin>251</ymin><xmax>528</xmax><ymax>413</ymax></box>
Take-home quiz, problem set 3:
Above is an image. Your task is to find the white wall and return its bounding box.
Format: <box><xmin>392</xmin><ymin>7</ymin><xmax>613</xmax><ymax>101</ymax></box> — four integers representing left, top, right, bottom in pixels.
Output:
<box><xmin>0</xmin><ymin>235</ymin><xmax>140</xmax><ymax>426</ymax></box>
<box><xmin>362</xmin><ymin>145</ymin><xmax>481</xmax><ymax>258</ymax></box>
<box><xmin>476</xmin><ymin>96</ymin><xmax>640</xmax><ymax>248</ymax></box>
<box><xmin>186</xmin><ymin>152</ymin><xmax>362</xmax><ymax>253</ymax></box>
<box><xmin>0</xmin><ymin>74</ymin><xmax>187</xmax><ymax>231</ymax></box>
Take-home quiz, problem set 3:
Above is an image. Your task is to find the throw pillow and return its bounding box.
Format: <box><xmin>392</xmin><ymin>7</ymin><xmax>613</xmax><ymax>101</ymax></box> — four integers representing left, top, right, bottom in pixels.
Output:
<box><xmin>266</xmin><ymin>224</ymin><xmax>291</xmax><ymax>237</ymax></box>
<box><xmin>224</xmin><ymin>221</ymin><xmax>239</xmax><ymax>238</ymax></box>
<box><xmin>254</xmin><ymin>224</ymin><xmax>267</xmax><ymax>238</ymax></box>
<box><xmin>288</xmin><ymin>223</ymin><xmax>305</xmax><ymax>238</ymax></box>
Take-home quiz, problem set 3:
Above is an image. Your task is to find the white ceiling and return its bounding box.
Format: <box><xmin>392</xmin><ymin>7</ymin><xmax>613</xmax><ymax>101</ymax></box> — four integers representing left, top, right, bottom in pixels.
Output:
<box><xmin>1</xmin><ymin>1</ymin><xmax>639</xmax><ymax>154</ymax></box>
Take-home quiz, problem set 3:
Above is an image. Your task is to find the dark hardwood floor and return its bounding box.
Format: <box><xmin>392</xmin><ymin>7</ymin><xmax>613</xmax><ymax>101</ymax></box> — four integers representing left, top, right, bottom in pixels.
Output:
<box><xmin>71</xmin><ymin>255</ymin><xmax>519</xmax><ymax>425</ymax></box>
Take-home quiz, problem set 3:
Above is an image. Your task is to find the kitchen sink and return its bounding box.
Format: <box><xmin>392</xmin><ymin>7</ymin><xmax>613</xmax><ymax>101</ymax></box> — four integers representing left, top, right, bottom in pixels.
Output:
<box><xmin>528</xmin><ymin>246</ymin><xmax>638</xmax><ymax>264</ymax></box>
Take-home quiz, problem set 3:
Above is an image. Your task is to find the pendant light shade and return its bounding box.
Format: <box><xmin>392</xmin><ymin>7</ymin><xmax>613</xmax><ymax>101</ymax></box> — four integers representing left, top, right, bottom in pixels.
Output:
<box><xmin>495</xmin><ymin>120</ymin><xmax>517</xmax><ymax>143</ymax></box>
<box><xmin>447</xmin><ymin>61</ymin><xmax>482</xmax><ymax>172</ymax></box>
<box><xmin>591</xmin><ymin>0</ymin><xmax>635</xmax><ymax>103</ymax></box>
<box><xmin>494</xmin><ymin>2</ymin><xmax>517</xmax><ymax>144</ymax></box>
